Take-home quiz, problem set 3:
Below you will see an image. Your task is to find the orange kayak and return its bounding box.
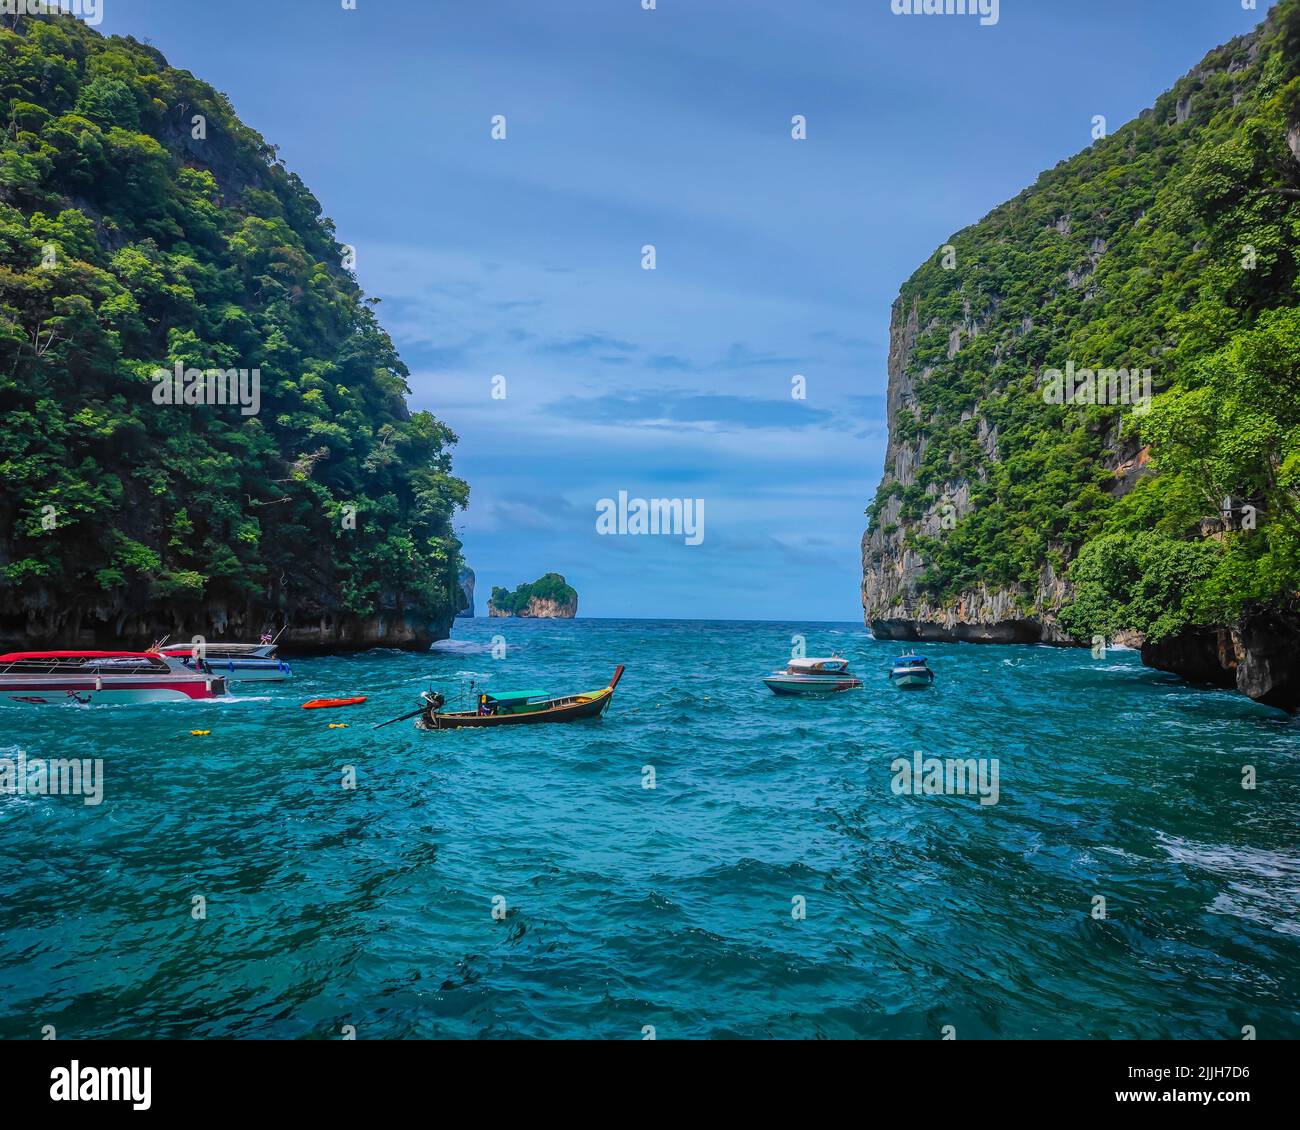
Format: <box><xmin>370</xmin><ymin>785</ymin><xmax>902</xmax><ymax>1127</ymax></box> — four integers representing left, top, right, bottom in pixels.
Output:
<box><xmin>301</xmin><ymin>696</ymin><xmax>368</xmax><ymax>710</ymax></box>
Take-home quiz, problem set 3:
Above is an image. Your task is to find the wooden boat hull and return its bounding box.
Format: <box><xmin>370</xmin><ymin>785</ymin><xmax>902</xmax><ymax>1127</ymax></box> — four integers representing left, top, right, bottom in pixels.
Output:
<box><xmin>417</xmin><ymin>666</ymin><xmax>624</xmax><ymax>730</ymax></box>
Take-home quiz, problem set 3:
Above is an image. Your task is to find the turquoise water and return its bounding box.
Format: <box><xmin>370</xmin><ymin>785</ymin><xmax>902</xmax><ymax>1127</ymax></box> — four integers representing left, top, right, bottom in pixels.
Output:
<box><xmin>1</xmin><ymin>619</ymin><xmax>1297</xmax><ymax>1040</ymax></box>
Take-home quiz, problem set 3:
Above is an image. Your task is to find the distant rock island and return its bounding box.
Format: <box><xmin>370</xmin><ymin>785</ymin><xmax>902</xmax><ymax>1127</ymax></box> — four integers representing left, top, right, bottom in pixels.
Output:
<box><xmin>489</xmin><ymin>574</ymin><xmax>578</xmax><ymax>619</ymax></box>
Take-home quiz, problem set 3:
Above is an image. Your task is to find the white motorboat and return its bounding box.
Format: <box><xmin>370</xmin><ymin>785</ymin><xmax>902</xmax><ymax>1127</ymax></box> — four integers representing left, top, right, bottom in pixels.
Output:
<box><xmin>889</xmin><ymin>653</ymin><xmax>935</xmax><ymax>689</ymax></box>
<box><xmin>158</xmin><ymin>641</ymin><xmax>293</xmax><ymax>683</ymax></box>
<box><xmin>764</xmin><ymin>657</ymin><xmax>864</xmax><ymax>696</ymax></box>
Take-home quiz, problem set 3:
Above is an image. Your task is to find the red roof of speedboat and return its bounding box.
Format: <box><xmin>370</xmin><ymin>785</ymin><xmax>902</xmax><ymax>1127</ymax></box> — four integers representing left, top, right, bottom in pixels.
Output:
<box><xmin>0</xmin><ymin>651</ymin><xmax>162</xmax><ymax>662</ymax></box>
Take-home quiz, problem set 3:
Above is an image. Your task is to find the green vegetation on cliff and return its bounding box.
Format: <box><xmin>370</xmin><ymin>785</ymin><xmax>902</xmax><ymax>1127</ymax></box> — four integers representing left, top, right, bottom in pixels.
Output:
<box><xmin>866</xmin><ymin>1</ymin><xmax>1300</xmax><ymax>642</ymax></box>
<box><xmin>489</xmin><ymin>573</ymin><xmax>577</xmax><ymax>616</ymax></box>
<box><xmin>0</xmin><ymin>12</ymin><xmax>467</xmax><ymax>640</ymax></box>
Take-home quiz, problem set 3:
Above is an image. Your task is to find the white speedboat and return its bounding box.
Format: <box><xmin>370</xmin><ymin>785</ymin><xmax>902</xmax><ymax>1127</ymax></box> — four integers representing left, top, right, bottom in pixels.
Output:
<box><xmin>158</xmin><ymin>642</ymin><xmax>293</xmax><ymax>682</ymax></box>
<box><xmin>889</xmin><ymin>653</ymin><xmax>935</xmax><ymax>689</ymax></box>
<box><xmin>0</xmin><ymin>651</ymin><xmax>228</xmax><ymax>705</ymax></box>
<box><xmin>764</xmin><ymin>657</ymin><xmax>864</xmax><ymax>696</ymax></box>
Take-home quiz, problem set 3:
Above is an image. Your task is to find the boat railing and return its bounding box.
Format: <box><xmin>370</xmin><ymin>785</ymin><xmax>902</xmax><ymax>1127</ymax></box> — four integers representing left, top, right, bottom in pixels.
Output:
<box><xmin>1</xmin><ymin>656</ymin><xmax>168</xmax><ymax>675</ymax></box>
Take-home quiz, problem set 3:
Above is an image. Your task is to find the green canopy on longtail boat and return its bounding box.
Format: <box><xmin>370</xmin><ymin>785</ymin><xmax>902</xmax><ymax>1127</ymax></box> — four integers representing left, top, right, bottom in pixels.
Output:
<box><xmin>482</xmin><ymin>689</ymin><xmax>549</xmax><ymax>704</ymax></box>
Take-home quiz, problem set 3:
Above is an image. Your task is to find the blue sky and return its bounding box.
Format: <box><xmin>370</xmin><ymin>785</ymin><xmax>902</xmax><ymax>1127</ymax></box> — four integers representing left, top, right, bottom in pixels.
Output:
<box><xmin>100</xmin><ymin>0</ymin><xmax>1276</xmax><ymax>621</ymax></box>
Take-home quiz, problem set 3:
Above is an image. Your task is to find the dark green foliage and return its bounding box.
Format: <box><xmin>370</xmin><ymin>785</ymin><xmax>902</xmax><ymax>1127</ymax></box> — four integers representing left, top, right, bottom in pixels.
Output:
<box><xmin>868</xmin><ymin>1</ymin><xmax>1300</xmax><ymax>640</ymax></box>
<box><xmin>0</xmin><ymin>13</ymin><xmax>467</xmax><ymax>636</ymax></box>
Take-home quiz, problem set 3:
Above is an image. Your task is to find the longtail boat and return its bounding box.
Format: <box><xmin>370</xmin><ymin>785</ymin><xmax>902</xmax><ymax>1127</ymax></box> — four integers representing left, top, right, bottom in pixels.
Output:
<box><xmin>415</xmin><ymin>665</ymin><xmax>625</xmax><ymax>730</ymax></box>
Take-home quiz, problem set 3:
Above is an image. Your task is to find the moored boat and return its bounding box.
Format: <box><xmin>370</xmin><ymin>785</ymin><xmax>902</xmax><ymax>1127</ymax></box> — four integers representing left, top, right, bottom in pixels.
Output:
<box><xmin>0</xmin><ymin>651</ymin><xmax>228</xmax><ymax>705</ymax></box>
<box><xmin>414</xmin><ymin>665</ymin><xmax>625</xmax><ymax>730</ymax></box>
<box><xmin>302</xmin><ymin>696</ymin><xmax>367</xmax><ymax>710</ymax></box>
<box><xmin>764</xmin><ymin>657</ymin><xmax>863</xmax><ymax>696</ymax></box>
<box><xmin>889</xmin><ymin>652</ymin><xmax>935</xmax><ymax>689</ymax></box>
<box><xmin>157</xmin><ymin>639</ymin><xmax>292</xmax><ymax>682</ymax></box>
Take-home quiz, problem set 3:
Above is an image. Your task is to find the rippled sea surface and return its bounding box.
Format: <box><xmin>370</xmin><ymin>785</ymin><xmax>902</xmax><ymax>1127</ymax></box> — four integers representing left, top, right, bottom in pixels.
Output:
<box><xmin>2</xmin><ymin>619</ymin><xmax>1298</xmax><ymax>1040</ymax></box>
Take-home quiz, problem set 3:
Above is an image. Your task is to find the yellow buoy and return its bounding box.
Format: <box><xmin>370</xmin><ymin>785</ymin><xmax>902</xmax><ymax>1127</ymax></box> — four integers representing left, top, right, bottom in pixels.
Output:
<box><xmin>329</xmin><ymin>723</ymin><xmax>348</xmax><ymax>730</ymax></box>
<box><xmin>191</xmin><ymin>730</ymin><xmax>210</xmax><ymax>737</ymax></box>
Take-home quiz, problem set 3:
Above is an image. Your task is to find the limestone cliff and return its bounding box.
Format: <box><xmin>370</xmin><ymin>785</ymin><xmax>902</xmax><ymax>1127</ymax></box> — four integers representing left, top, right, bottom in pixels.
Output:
<box><xmin>456</xmin><ymin>568</ymin><xmax>476</xmax><ymax>619</ymax></box>
<box><xmin>861</xmin><ymin>294</ymin><xmax>1148</xmax><ymax>645</ymax></box>
<box><xmin>4</xmin><ymin>599</ymin><xmax>456</xmax><ymax>654</ymax></box>
<box><xmin>1141</xmin><ymin>616</ymin><xmax>1300</xmax><ymax>714</ymax></box>
<box><xmin>861</xmin><ymin>6</ymin><xmax>1299</xmax><ymax>713</ymax></box>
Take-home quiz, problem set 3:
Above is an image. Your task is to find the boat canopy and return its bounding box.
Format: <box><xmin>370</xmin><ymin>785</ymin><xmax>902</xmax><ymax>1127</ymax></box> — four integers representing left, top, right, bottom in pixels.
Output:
<box><xmin>898</xmin><ymin>655</ymin><xmax>929</xmax><ymax>665</ymax></box>
<box><xmin>789</xmin><ymin>658</ymin><xmax>849</xmax><ymax>673</ymax></box>
<box><xmin>483</xmin><ymin>689</ymin><xmax>550</xmax><ymax>704</ymax></box>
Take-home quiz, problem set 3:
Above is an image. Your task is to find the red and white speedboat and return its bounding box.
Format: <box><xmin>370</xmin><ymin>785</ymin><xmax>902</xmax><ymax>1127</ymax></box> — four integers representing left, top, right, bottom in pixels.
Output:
<box><xmin>0</xmin><ymin>651</ymin><xmax>228</xmax><ymax>706</ymax></box>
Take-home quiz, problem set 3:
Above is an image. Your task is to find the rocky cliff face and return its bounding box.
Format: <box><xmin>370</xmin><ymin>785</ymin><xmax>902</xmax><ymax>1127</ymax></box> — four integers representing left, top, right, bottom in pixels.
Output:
<box><xmin>864</xmin><ymin>314</ymin><xmax>1297</xmax><ymax>707</ymax></box>
<box><xmin>861</xmin><ymin>296</ymin><xmax>1149</xmax><ymax>645</ymax></box>
<box><xmin>1141</xmin><ymin>614</ymin><xmax>1300</xmax><ymax>713</ymax></box>
<box><xmin>456</xmin><ymin>568</ymin><xmax>476</xmax><ymax>619</ymax></box>
<box><xmin>2</xmin><ymin>599</ymin><xmax>455</xmax><ymax>654</ymax></box>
